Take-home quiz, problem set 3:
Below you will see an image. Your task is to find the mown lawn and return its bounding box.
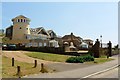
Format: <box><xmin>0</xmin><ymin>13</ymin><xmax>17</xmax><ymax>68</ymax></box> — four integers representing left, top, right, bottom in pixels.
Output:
<box><xmin>25</xmin><ymin>52</ymin><xmax>114</xmax><ymax>63</ymax></box>
<box><xmin>2</xmin><ymin>56</ymin><xmax>49</xmax><ymax>78</ymax></box>
<box><xmin>26</xmin><ymin>52</ymin><xmax>71</xmax><ymax>62</ymax></box>
<box><xmin>94</xmin><ymin>57</ymin><xmax>114</xmax><ymax>64</ymax></box>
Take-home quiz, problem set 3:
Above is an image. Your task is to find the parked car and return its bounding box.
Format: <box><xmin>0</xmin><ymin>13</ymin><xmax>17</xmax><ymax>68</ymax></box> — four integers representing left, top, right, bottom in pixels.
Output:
<box><xmin>7</xmin><ymin>44</ymin><xmax>17</xmax><ymax>50</ymax></box>
<box><xmin>2</xmin><ymin>44</ymin><xmax>8</xmax><ymax>50</ymax></box>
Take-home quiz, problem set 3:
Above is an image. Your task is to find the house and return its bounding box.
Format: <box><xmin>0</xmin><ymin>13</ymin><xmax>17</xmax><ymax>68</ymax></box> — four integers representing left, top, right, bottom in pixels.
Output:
<box><xmin>62</xmin><ymin>33</ymin><xmax>83</xmax><ymax>49</ymax></box>
<box><xmin>6</xmin><ymin>25</ymin><xmax>13</xmax><ymax>39</ymax></box>
<box><xmin>5</xmin><ymin>15</ymin><xmax>30</xmax><ymax>44</ymax></box>
<box><xmin>83</xmin><ymin>39</ymin><xmax>93</xmax><ymax>48</ymax></box>
<box><xmin>47</xmin><ymin>30</ymin><xmax>57</xmax><ymax>39</ymax></box>
<box><xmin>5</xmin><ymin>15</ymin><xmax>93</xmax><ymax>49</ymax></box>
<box><xmin>80</xmin><ymin>42</ymin><xmax>89</xmax><ymax>49</ymax></box>
<box><xmin>25</xmin><ymin>27</ymin><xmax>50</xmax><ymax>47</ymax></box>
<box><xmin>0</xmin><ymin>29</ymin><xmax>4</xmax><ymax>35</ymax></box>
<box><xmin>5</xmin><ymin>15</ymin><xmax>59</xmax><ymax>47</ymax></box>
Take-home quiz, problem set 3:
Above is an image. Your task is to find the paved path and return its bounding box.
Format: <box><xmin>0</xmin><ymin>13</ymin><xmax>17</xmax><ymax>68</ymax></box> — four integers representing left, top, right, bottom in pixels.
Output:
<box><xmin>24</xmin><ymin>55</ymin><xmax>118</xmax><ymax>78</ymax></box>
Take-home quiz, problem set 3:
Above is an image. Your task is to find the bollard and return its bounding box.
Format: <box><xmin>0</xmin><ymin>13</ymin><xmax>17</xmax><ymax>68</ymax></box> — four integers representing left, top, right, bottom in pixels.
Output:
<box><xmin>40</xmin><ymin>63</ymin><xmax>44</xmax><ymax>73</ymax></box>
<box><xmin>107</xmin><ymin>55</ymin><xmax>109</xmax><ymax>59</ymax></box>
<box><xmin>17</xmin><ymin>66</ymin><xmax>21</xmax><ymax>78</ymax></box>
<box><xmin>41</xmin><ymin>63</ymin><xmax>44</xmax><ymax>70</ymax></box>
<box><xmin>12</xmin><ymin>58</ymin><xmax>14</xmax><ymax>66</ymax></box>
<box><xmin>107</xmin><ymin>52</ymin><xmax>109</xmax><ymax>59</ymax></box>
<box><xmin>34</xmin><ymin>60</ymin><xmax>37</xmax><ymax>68</ymax></box>
<box><xmin>40</xmin><ymin>63</ymin><xmax>48</xmax><ymax>73</ymax></box>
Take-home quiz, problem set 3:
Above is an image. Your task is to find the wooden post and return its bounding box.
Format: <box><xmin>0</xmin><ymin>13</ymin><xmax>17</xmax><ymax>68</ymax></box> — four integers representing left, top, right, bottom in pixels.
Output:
<box><xmin>12</xmin><ymin>58</ymin><xmax>14</xmax><ymax>66</ymax></box>
<box><xmin>40</xmin><ymin>63</ymin><xmax>44</xmax><ymax>73</ymax></box>
<box><xmin>41</xmin><ymin>63</ymin><xmax>44</xmax><ymax>70</ymax></box>
<box><xmin>40</xmin><ymin>63</ymin><xmax>48</xmax><ymax>73</ymax></box>
<box><xmin>34</xmin><ymin>60</ymin><xmax>37</xmax><ymax>68</ymax></box>
<box><xmin>17</xmin><ymin>66</ymin><xmax>21</xmax><ymax>78</ymax></box>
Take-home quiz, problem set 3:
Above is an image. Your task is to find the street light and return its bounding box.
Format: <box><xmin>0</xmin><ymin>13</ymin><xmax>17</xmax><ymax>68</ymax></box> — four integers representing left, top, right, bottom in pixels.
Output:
<box><xmin>100</xmin><ymin>35</ymin><xmax>102</xmax><ymax>48</ymax></box>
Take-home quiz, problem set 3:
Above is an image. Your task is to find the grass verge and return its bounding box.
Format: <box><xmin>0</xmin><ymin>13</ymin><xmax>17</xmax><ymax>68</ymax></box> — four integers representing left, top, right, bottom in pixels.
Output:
<box><xmin>25</xmin><ymin>52</ymin><xmax>71</xmax><ymax>62</ymax></box>
<box><xmin>2</xmin><ymin>56</ymin><xmax>50</xmax><ymax>78</ymax></box>
<box><xmin>25</xmin><ymin>52</ymin><xmax>114</xmax><ymax>64</ymax></box>
<box><xmin>94</xmin><ymin>57</ymin><xmax>114</xmax><ymax>64</ymax></box>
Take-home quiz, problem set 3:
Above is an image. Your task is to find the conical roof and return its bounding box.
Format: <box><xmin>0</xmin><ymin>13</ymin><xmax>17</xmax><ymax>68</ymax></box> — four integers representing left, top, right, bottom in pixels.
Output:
<box><xmin>12</xmin><ymin>15</ymin><xmax>30</xmax><ymax>21</ymax></box>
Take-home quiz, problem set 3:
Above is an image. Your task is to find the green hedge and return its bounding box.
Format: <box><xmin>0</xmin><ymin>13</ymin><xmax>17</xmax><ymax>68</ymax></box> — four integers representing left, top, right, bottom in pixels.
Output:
<box><xmin>66</xmin><ymin>55</ymin><xmax>94</xmax><ymax>63</ymax></box>
<box><xmin>66</xmin><ymin>57</ymin><xmax>84</xmax><ymax>63</ymax></box>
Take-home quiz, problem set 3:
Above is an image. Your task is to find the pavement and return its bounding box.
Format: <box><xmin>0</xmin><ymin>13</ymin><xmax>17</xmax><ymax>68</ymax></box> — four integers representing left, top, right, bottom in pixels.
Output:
<box><xmin>24</xmin><ymin>55</ymin><xmax>118</xmax><ymax>78</ymax></box>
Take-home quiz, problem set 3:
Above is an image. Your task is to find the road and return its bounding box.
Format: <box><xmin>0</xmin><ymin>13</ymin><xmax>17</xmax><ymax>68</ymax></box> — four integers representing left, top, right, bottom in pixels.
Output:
<box><xmin>24</xmin><ymin>55</ymin><xmax>118</xmax><ymax>78</ymax></box>
<box><xmin>2</xmin><ymin>51</ymin><xmax>119</xmax><ymax>78</ymax></box>
<box><xmin>89</xmin><ymin>67</ymin><xmax>119</xmax><ymax>78</ymax></box>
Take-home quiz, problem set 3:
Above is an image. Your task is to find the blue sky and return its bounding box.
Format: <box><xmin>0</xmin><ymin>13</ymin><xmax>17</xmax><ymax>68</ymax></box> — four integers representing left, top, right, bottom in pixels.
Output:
<box><xmin>2</xmin><ymin>2</ymin><xmax>118</xmax><ymax>46</ymax></box>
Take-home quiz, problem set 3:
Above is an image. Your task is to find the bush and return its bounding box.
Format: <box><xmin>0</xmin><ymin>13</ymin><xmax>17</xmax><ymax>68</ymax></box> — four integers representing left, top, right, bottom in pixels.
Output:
<box><xmin>66</xmin><ymin>54</ymin><xmax>94</xmax><ymax>63</ymax></box>
<box><xmin>83</xmin><ymin>55</ymin><xmax>94</xmax><ymax>61</ymax></box>
<box><xmin>66</xmin><ymin>57</ymin><xmax>84</xmax><ymax>63</ymax></box>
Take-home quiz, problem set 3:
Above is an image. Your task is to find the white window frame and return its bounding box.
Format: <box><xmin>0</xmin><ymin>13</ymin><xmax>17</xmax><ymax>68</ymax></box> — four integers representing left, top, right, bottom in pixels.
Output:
<box><xmin>44</xmin><ymin>43</ymin><xmax>47</xmax><ymax>47</ymax></box>
<box><xmin>39</xmin><ymin>42</ymin><xmax>42</xmax><ymax>47</ymax></box>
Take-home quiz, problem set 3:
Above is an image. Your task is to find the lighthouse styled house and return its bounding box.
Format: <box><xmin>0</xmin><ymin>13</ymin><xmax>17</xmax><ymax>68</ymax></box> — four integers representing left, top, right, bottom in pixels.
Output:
<box><xmin>6</xmin><ymin>15</ymin><xmax>31</xmax><ymax>44</ymax></box>
<box><xmin>5</xmin><ymin>15</ymin><xmax>59</xmax><ymax>47</ymax></box>
<box><xmin>12</xmin><ymin>15</ymin><xmax>31</xmax><ymax>40</ymax></box>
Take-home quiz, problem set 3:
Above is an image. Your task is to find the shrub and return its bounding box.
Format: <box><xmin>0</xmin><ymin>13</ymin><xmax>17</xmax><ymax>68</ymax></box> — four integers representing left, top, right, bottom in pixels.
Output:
<box><xmin>66</xmin><ymin>57</ymin><xmax>84</xmax><ymax>63</ymax></box>
<box><xmin>66</xmin><ymin>54</ymin><xmax>94</xmax><ymax>63</ymax></box>
<box><xmin>83</xmin><ymin>54</ymin><xmax>94</xmax><ymax>61</ymax></box>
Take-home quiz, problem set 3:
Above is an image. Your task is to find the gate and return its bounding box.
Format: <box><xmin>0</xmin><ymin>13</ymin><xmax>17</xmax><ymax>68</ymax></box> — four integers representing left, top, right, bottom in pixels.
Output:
<box><xmin>101</xmin><ymin>41</ymin><xmax>112</xmax><ymax>57</ymax></box>
<box><xmin>89</xmin><ymin>39</ymin><xmax>112</xmax><ymax>58</ymax></box>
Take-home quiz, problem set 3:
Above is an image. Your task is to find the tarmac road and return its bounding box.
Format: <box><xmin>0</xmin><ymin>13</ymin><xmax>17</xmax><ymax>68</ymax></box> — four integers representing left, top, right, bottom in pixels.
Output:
<box><xmin>24</xmin><ymin>55</ymin><xmax>118</xmax><ymax>78</ymax></box>
<box><xmin>89</xmin><ymin>67</ymin><xmax>119</xmax><ymax>78</ymax></box>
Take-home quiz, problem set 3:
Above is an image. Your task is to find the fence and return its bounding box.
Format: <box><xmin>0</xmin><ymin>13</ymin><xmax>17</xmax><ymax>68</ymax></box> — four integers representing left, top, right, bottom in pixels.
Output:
<box><xmin>22</xmin><ymin>47</ymin><xmax>65</xmax><ymax>54</ymax></box>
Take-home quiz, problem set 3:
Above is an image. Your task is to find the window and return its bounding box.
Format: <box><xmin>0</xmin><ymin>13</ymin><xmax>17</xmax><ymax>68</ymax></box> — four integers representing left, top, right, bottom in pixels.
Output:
<box><xmin>26</xmin><ymin>36</ymin><xmax>27</xmax><ymax>39</ymax></box>
<box><xmin>24</xmin><ymin>19</ymin><xmax>26</xmax><ymax>22</ymax></box>
<box><xmin>29</xmin><ymin>43</ymin><xmax>32</xmax><ymax>47</ymax></box>
<box><xmin>44</xmin><ymin>43</ymin><xmax>46</xmax><ymax>47</ymax></box>
<box><xmin>39</xmin><ymin>42</ymin><xmax>42</xmax><ymax>47</ymax></box>
<box><xmin>17</xmin><ymin>19</ymin><xmax>20</xmax><ymax>22</ymax></box>
<box><xmin>33</xmin><ymin>43</ymin><xmax>37</xmax><ymax>47</ymax></box>
<box><xmin>21</xmin><ymin>19</ymin><xmax>23</xmax><ymax>22</ymax></box>
<box><xmin>20</xmin><ymin>27</ymin><xmax>22</xmax><ymax>29</ymax></box>
<box><xmin>26</xmin><ymin>28</ymin><xmax>28</xmax><ymax>30</ymax></box>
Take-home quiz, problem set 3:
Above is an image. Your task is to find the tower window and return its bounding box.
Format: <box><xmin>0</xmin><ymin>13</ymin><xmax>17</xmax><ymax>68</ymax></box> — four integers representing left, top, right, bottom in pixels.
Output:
<box><xmin>21</xmin><ymin>19</ymin><xmax>23</xmax><ymax>22</ymax></box>
<box><xmin>20</xmin><ymin>27</ymin><xmax>22</xmax><ymax>29</ymax></box>
<box><xmin>17</xmin><ymin>19</ymin><xmax>20</xmax><ymax>22</ymax></box>
<box><xmin>24</xmin><ymin>19</ymin><xmax>26</xmax><ymax>22</ymax></box>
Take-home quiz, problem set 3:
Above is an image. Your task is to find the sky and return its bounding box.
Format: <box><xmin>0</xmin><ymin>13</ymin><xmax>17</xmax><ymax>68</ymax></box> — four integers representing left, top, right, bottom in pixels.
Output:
<box><xmin>1</xmin><ymin>2</ymin><xmax>118</xmax><ymax>46</ymax></box>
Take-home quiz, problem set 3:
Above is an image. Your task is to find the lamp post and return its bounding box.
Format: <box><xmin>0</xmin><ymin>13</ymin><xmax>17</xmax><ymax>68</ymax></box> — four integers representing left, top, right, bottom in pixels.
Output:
<box><xmin>100</xmin><ymin>35</ymin><xmax>102</xmax><ymax>48</ymax></box>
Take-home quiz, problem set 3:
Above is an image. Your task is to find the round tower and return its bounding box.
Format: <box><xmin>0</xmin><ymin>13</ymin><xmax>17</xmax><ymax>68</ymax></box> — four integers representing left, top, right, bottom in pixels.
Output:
<box><xmin>12</xmin><ymin>15</ymin><xmax>30</xmax><ymax>41</ymax></box>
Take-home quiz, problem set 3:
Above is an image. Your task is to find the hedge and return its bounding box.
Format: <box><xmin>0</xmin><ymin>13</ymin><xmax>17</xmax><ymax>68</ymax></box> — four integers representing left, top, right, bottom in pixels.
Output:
<box><xmin>66</xmin><ymin>54</ymin><xmax>94</xmax><ymax>63</ymax></box>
